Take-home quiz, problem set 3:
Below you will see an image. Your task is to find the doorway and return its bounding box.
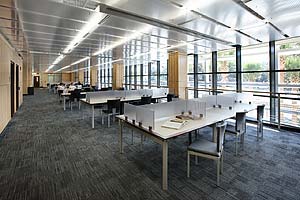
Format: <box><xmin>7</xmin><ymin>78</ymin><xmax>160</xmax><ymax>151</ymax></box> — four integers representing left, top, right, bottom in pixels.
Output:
<box><xmin>16</xmin><ymin>65</ymin><xmax>19</xmax><ymax>110</ymax></box>
<box><xmin>34</xmin><ymin>76</ymin><xmax>40</xmax><ymax>88</ymax></box>
<box><xmin>10</xmin><ymin>61</ymin><xmax>15</xmax><ymax>117</ymax></box>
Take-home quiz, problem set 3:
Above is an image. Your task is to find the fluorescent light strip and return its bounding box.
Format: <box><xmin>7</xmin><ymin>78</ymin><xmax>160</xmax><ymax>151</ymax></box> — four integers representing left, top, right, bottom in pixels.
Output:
<box><xmin>45</xmin><ymin>5</ymin><xmax>107</xmax><ymax>72</ymax></box>
<box><xmin>70</xmin><ymin>42</ymin><xmax>188</xmax><ymax>73</ymax></box>
<box><xmin>63</xmin><ymin>6</ymin><xmax>107</xmax><ymax>54</ymax></box>
<box><xmin>54</xmin><ymin>56</ymin><xmax>90</xmax><ymax>73</ymax></box>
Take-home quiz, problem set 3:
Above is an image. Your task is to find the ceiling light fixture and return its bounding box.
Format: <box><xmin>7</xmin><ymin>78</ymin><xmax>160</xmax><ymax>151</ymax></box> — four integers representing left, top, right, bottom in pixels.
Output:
<box><xmin>45</xmin><ymin>5</ymin><xmax>107</xmax><ymax>72</ymax></box>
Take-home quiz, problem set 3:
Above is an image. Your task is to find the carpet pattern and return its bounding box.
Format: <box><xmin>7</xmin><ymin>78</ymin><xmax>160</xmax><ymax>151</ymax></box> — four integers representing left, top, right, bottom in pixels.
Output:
<box><xmin>0</xmin><ymin>89</ymin><xmax>300</xmax><ymax>200</ymax></box>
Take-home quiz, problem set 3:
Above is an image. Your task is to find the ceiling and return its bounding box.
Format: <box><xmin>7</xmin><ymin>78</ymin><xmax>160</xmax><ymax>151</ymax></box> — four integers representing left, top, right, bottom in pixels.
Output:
<box><xmin>1</xmin><ymin>0</ymin><xmax>300</xmax><ymax>73</ymax></box>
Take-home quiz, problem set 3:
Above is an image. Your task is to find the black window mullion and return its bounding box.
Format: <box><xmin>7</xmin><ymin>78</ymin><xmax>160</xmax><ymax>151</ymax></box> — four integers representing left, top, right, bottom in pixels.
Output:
<box><xmin>125</xmin><ymin>66</ymin><xmax>128</xmax><ymax>88</ymax></box>
<box><xmin>236</xmin><ymin>45</ymin><xmax>242</xmax><ymax>93</ymax></box>
<box><xmin>134</xmin><ymin>64</ymin><xmax>137</xmax><ymax>89</ymax></box>
<box><xmin>140</xmin><ymin>64</ymin><xmax>143</xmax><ymax>88</ymax></box>
<box><xmin>194</xmin><ymin>54</ymin><xmax>198</xmax><ymax>98</ymax></box>
<box><xmin>157</xmin><ymin>61</ymin><xmax>160</xmax><ymax>87</ymax></box>
<box><xmin>128</xmin><ymin>65</ymin><xmax>132</xmax><ymax>86</ymax></box>
<box><xmin>212</xmin><ymin>51</ymin><xmax>218</xmax><ymax>95</ymax></box>
<box><xmin>148</xmin><ymin>62</ymin><xmax>151</xmax><ymax>88</ymax></box>
<box><xmin>269</xmin><ymin>41</ymin><xmax>277</xmax><ymax>123</ymax></box>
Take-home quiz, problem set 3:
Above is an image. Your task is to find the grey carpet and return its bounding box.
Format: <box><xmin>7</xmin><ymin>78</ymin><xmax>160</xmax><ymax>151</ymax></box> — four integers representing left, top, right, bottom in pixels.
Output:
<box><xmin>0</xmin><ymin>88</ymin><xmax>300</xmax><ymax>200</ymax></box>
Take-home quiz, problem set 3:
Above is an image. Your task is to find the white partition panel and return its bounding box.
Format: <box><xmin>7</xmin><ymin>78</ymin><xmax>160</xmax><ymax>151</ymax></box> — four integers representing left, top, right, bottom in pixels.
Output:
<box><xmin>217</xmin><ymin>95</ymin><xmax>235</xmax><ymax>107</ymax></box>
<box><xmin>142</xmin><ymin>100</ymin><xmax>186</xmax><ymax>119</ymax></box>
<box><xmin>196</xmin><ymin>95</ymin><xmax>217</xmax><ymax>108</ymax></box>
<box><xmin>138</xmin><ymin>89</ymin><xmax>152</xmax><ymax>97</ymax></box>
<box><xmin>187</xmin><ymin>100</ymin><xmax>207</xmax><ymax>117</ymax></box>
<box><xmin>136</xmin><ymin>106</ymin><xmax>155</xmax><ymax>129</ymax></box>
<box><xmin>152</xmin><ymin>88</ymin><xmax>169</xmax><ymax>98</ymax></box>
<box><xmin>125</xmin><ymin>90</ymin><xmax>141</xmax><ymax>99</ymax></box>
<box><xmin>235</xmin><ymin>93</ymin><xmax>253</xmax><ymax>103</ymax></box>
<box><xmin>124</xmin><ymin>103</ymin><xmax>137</xmax><ymax>121</ymax></box>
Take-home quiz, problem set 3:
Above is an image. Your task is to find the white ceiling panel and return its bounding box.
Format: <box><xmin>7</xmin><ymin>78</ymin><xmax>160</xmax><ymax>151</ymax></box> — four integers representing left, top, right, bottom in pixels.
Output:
<box><xmin>246</xmin><ymin>0</ymin><xmax>300</xmax><ymax>37</ymax></box>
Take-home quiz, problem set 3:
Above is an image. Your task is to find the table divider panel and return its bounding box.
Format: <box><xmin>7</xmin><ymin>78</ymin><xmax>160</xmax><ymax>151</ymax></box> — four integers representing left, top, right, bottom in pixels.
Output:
<box><xmin>123</xmin><ymin>103</ymin><xmax>137</xmax><ymax>121</ymax></box>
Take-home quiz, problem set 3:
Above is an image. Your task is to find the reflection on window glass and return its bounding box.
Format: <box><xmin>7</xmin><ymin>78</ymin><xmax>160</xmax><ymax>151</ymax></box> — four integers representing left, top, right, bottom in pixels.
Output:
<box><xmin>276</xmin><ymin>39</ymin><xmax>300</xmax><ymax>127</ymax></box>
<box><xmin>242</xmin><ymin>72</ymin><xmax>269</xmax><ymax>91</ymax></box>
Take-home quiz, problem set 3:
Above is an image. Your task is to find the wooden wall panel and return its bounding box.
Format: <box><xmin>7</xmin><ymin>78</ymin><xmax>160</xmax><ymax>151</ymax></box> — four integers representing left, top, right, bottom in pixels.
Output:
<box><xmin>78</xmin><ymin>70</ymin><xmax>84</xmax><ymax>83</ymax></box>
<box><xmin>168</xmin><ymin>52</ymin><xmax>187</xmax><ymax>99</ymax></box>
<box><xmin>112</xmin><ymin>63</ymin><xmax>124</xmax><ymax>90</ymax></box>
<box><xmin>90</xmin><ymin>67</ymin><xmax>97</xmax><ymax>86</ymax></box>
<box><xmin>0</xmin><ymin>33</ymin><xmax>23</xmax><ymax>133</ymax></box>
<box><xmin>62</xmin><ymin>73</ymin><xmax>71</xmax><ymax>82</ymax></box>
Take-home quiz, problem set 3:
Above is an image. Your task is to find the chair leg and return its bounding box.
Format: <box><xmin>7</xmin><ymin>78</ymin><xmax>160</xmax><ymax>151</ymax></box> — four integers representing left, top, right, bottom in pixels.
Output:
<box><xmin>217</xmin><ymin>159</ymin><xmax>220</xmax><ymax>186</ymax></box>
<box><xmin>235</xmin><ymin>135</ymin><xmax>238</xmax><ymax>156</ymax></box>
<box><xmin>195</xmin><ymin>156</ymin><xmax>199</xmax><ymax>165</ymax></box>
<box><xmin>257</xmin><ymin>123</ymin><xmax>259</xmax><ymax>141</ymax></box>
<box><xmin>131</xmin><ymin>130</ymin><xmax>134</xmax><ymax>145</ymax></box>
<box><xmin>261</xmin><ymin>123</ymin><xmax>264</xmax><ymax>139</ymax></box>
<box><xmin>101</xmin><ymin>111</ymin><xmax>104</xmax><ymax>125</ymax></box>
<box><xmin>221</xmin><ymin>155</ymin><xmax>224</xmax><ymax>174</ymax></box>
<box><xmin>140</xmin><ymin>134</ymin><xmax>143</xmax><ymax>150</ymax></box>
<box><xmin>187</xmin><ymin>152</ymin><xmax>190</xmax><ymax>178</ymax></box>
<box><xmin>108</xmin><ymin>115</ymin><xmax>110</xmax><ymax>127</ymax></box>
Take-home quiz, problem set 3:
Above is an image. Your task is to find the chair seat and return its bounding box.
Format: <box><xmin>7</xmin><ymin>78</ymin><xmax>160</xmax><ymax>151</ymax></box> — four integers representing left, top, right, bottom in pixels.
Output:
<box><xmin>188</xmin><ymin>139</ymin><xmax>221</xmax><ymax>157</ymax></box>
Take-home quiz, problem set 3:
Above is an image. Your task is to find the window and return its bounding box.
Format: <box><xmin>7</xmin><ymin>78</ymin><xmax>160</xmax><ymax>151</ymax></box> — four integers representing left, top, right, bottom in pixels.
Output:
<box><xmin>150</xmin><ymin>61</ymin><xmax>158</xmax><ymax>87</ymax></box>
<box><xmin>83</xmin><ymin>59</ymin><xmax>90</xmax><ymax>85</ymax></box>
<box><xmin>187</xmin><ymin>53</ymin><xmax>212</xmax><ymax>98</ymax></box>
<box><xmin>276</xmin><ymin>38</ymin><xmax>300</xmax><ymax>127</ymax></box>
<box><xmin>217</xmin><ymin>49</ymin><xmax>236</xmax><ymax>92</ymax></box>
<box><xmin>99</xmin><ymin>56</ymin><xmax>112</xmax><ymax>88</ymax></box>
<box><xmin>241</xmin><ymin>44</ymin><xmax>269</xmax><ymax>92</ymax></box>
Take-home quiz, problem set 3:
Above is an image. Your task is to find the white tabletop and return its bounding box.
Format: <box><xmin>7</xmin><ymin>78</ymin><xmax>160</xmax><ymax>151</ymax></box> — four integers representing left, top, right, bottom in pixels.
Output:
<box><xmin>118</xmin><ymin>103</ymin><xmax>257</xmax><ymax>140</ymax></box>
<box><xmin>80</xmin><ymin>95</ymin><xmax>166</xmax><ymax>105</ymax></box>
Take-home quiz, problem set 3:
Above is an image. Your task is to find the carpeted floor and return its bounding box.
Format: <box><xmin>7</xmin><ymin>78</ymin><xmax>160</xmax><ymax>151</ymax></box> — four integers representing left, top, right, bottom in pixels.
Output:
<box><xmin>0</xmin><ymin>88</ymin><xmax>300</xmax><ymax>200</ymax></box>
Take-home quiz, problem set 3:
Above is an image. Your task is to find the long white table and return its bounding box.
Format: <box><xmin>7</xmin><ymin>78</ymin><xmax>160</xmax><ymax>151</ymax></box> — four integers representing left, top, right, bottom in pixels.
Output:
<box><xmin>80</xmin><ymin>95</ymin><xmax>167</xmax><ymax>128</ymax></box>
<box><xmin>117</xmin><ymin>102</ymin><xmax>257</xmax><ymax>190</ymax></box>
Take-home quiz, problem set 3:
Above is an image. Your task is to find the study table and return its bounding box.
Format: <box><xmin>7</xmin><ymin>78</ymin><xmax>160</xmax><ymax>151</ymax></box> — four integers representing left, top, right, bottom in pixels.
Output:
<box><xmin>117</xmin><ymin>102</ymin><xmax>257</xmax><ymax>190</ymax></box>
<box><xmin>80</xmin><ymin>95</ymin><xmax>167</xmax><ymax>128</ymax></box>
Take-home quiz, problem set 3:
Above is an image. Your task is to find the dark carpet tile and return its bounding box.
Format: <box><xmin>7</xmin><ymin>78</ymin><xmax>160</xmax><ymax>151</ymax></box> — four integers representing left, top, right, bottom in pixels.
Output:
<box><xmin>0</xmin><ymin>89</ymin><xmax>300</xmax><ymax>200</ymax></box>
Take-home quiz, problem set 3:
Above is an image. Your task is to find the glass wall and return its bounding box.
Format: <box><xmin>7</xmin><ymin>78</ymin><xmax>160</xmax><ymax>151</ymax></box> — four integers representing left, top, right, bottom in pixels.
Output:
<box><xmin>187</xmin><ymin>53</ymin><xmax>212</xmax><ymax>98</ymax></box>
<box><xmin>186</xmin><ymin>37</ymin><xmax>300</xmax><ymax>129</ymax></box>
<box><xmin>98</xmin><ymin>56</ymin><xmax>112</xmax><ymax>88</ymax></box>
<box><xmin>123</xmin><ymin>59</ymin><xmax>168</xmax><ymax>89</ymax></box>
<box><xmin>217</xmin><ymin>49</ymin><xmax>236</xmax><ymax>92</ymax></box>
<box><xmin>241</xmin><ymin>44</ymin><xmax>269</xmax><ymax>92</ymax></box>
<box><xmin>276</xmin><ymin>39</ymin><xmax>300</xmax><ymax>127</ymax></box>
<box><xmin>83</xmin><ymin>59</ymin><xmax>90</xmax><ymax>85</ymax></box>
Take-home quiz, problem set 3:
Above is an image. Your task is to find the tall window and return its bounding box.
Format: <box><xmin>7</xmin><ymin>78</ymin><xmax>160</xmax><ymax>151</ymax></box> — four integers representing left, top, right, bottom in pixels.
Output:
<box><xmin>187</xmin><ymin>53</ymin><xmax>212</xmax><ymax>98</ymax></box>
<box><xmin>150</xmin><ymin>61</ymin><xmax>158</xmax><ymax>87</ymax></box>
<box><xmin>160</xmin><ymin>59</ymin><xmax>168</xmax><ymax>87</ymax></box>
<box><xmin>241</xmin><ymin>44</ymin><xmax>269</xmax><ymax>92</ymax></box>
<box><xmin>99</xmin><ymin>56</ymin><xmax>112</xmax><ymax>88</ymax></box>
<box><xmin>83</xmin><ymin>59</ymin><xmax>90</xmax><ymax>85</ymax></box>
<box><xmin>217</xmin><ymin>49</ymin><xmax>236</xmax><ymax>92</ymax></box>
<box><xmin>240</xmin><ymin>44</ymin><xmax>270</xmax><ymax>121</ymax></box>
<box><xmin>276</xmin><ymin>38</ymin><xmax>300</xmax><ymax>127</ymax></box>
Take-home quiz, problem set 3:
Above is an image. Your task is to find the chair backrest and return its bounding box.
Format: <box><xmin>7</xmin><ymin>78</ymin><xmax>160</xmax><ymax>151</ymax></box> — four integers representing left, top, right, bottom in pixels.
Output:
<box><xmin>69</xmin><ymin>90</ymin><xmax>76</xmax><ymax>101</ymax></box>
<box><xmin>167</xmin><ymin>94</ymin><xmax>175</xmax><ymax>102</ymax></box>
<box><xmin>107</xmin><ymin>99</ymin><xmax>121</xmax><ymax>113</ymax></box>
<box><xmin>257</xmin><ymin>105</ymin><xmax>265</xmax><ymax>121</ymax></box>
<box><xmin>235</xmin><ymin>112</ymin><xmax>247</xmax><ymax>133</ymax></box>
<box><xmin>216</xmin><ymin>121</ymin><xmax>227</xmax><ymax>152</ymax></box>
<box><xmin>141</xmin><ymin>96</ymin><xmax>152</xmax><ymax>105</ymax></box>
<box><xmin>74</xmin><ymin>89</ymin><xmax>81</xmax><ymax>99</ymax></box>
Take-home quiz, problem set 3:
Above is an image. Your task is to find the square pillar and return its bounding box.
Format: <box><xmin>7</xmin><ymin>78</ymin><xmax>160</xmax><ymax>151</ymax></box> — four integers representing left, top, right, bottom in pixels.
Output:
<box><xmin>112</xmin><ymin>63</ymin><xmax>124</xmax><ymax>90</ymax></box>
<box><xmin>168</xmin><ymin>52</ymin><xmax>187</xmax><ymax>99</ymax></box>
